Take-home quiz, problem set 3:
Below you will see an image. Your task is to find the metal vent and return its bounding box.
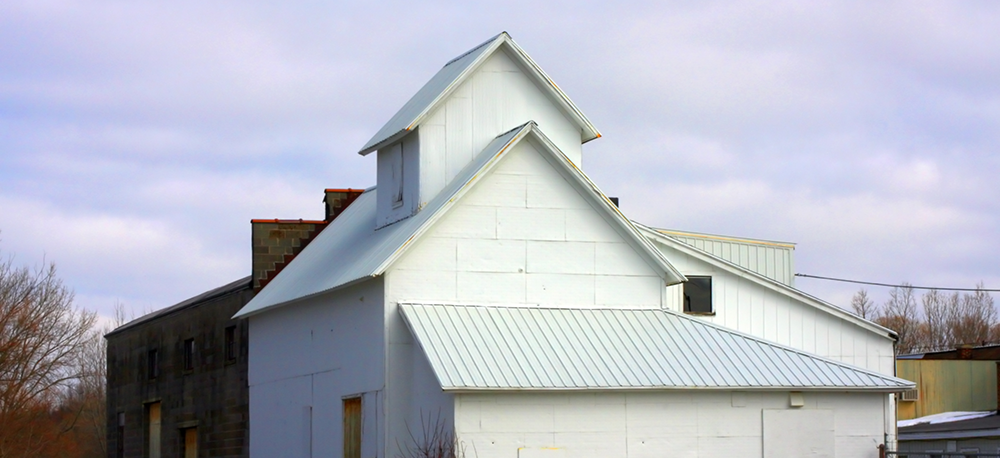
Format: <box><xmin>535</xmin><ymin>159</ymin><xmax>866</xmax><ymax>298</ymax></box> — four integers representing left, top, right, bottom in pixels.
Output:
<box><xmin>900</xmin><ymin>389</ymin><xmax>919</xmax><ymax>401</ymax></box>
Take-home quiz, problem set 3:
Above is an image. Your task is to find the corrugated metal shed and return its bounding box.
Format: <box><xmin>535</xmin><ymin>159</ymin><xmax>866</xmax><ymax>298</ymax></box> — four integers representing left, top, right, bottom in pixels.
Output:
<box><xmin>400</xmin><ymin>303</ymin><xmax>914</xmax><ymax>391</ymax></box>
<box><xmin>655</xmin><ymin>228</ymin><xmax>796</xmax><ymax>286</ymax></box>
<box><xmin>357</xmin><ymin>32</ymin><xmax>600</xmax><ymax>155</ymax></box>
<box><xmin>235</xmin><ymin>122</ymin><xmax>681</xmax><ymax>318</ymax></box>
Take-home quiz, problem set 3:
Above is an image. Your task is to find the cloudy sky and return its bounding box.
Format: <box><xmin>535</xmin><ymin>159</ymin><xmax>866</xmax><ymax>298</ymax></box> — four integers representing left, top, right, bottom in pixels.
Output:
<box><xmin>1</xmin><ymin>1</ymin><xmax>997</xmax><ymax>324</ymax></box>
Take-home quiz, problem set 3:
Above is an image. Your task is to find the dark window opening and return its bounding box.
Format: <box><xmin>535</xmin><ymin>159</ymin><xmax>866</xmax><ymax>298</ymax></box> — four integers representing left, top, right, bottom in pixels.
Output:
<box><xmin>225</xmin><ymin>326</ymin><xmax>237</xmax><ymax>363</ymax></box>
<box><xmin>117</xmin><ymin>412</ymin><xmax>125</xmax><ymax>458</ymax></box>
<box><xmin>683</xmin><ymin>276</ymin><xmax>713</xmax><ymax>314</ymax></box>
<box><xmin>147</xmin><ymin>349</ymin><xmax>159</xmax><ymax>379</ymax></box>
<box><xmin>183</xmin><ymin>338</ymin><xmax>195</xmax><ymax>371</ymax></box>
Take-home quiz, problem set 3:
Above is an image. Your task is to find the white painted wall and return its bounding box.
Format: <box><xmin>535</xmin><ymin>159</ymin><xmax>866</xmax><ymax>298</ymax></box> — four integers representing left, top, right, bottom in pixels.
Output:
<box><xmin>655</xmin><ymin>240</ymin><xmax>895</xmax><ymax>376</ymax></box>
<box><xmin>248</xmin><ymin>278</ymin><xmax>385</xmax><ymax>458</ymax></box>
<box><xmin>418</xmin><ymin>48</ymin><xmax>585</xmax><ymax>209</ymax></box>
<box><xmin>455</xmin><ymin>391</ymin><xmax>889</xmax><ymax>458</ymax></box>
<box><xmin>383</xmin><ymin>277</ymin><xmax>455</xmax><ymax>458</ymax></box>
<box><xmin>382</xmin><ymin>134</ymin><xmax>667</xmax><ymax>455</ymax></box>
<box><xmin>388</xmin><ymin>136</ymin><xmax>663</xmax><ymax>309</ymax></box>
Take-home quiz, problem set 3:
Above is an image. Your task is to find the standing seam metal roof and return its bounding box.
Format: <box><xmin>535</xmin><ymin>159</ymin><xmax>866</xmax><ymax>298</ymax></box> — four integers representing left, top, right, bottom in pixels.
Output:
<box><xmin>357</xmin><ymin>32</ymin><xmax>600</xmax><ymax>155</ymax></box>
<box><xmin>234</xmin><ymin>122</ymin><xmax>681</xmax><ymax>319</ymax></box>
<box><xmin>399</xmin><ymin>303</ymin><xmax>915</xmax><ymax>391</ymax></box>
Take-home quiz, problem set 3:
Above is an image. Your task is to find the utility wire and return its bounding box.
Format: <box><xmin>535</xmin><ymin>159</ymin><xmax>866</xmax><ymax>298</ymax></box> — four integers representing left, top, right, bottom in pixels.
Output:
<box><xmin>794</xmin><ymin>273</ymin><xmax>1000</xmax><ymax>292</ymax></box>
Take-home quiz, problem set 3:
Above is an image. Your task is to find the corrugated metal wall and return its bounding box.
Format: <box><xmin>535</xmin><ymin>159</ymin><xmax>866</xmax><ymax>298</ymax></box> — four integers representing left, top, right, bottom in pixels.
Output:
<box><xmin>664</xmin><ymin>231</ymin><xmax>796</xmax><ymax>286</ymax></box>
<box><xmin>896</xmin><ymin>360</ymin><xmax>998</xmax><ymax>420</ymax></box>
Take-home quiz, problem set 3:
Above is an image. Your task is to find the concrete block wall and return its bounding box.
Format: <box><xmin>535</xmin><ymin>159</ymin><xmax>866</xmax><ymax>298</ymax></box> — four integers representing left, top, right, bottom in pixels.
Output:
<box><xmin>105</xmin><ymin>283</ymin><xmax>253</xmax><ymax>458</ymax></box>
<box><xmin>251</xmin><ymin>220</ymin><xmax>327</xmax><ymax>292</ymax></box>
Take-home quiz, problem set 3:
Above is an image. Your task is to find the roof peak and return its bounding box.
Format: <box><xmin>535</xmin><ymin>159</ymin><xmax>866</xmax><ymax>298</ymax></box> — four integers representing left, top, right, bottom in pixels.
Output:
<box><xmin>358</xmin><ymin>33</ymin><xmax>599</xmax><ymax>156</ymax></box>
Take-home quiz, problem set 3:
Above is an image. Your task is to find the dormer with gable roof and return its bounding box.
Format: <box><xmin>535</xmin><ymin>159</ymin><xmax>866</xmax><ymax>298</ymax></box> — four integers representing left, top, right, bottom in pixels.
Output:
<box><xmin>361</xmin><ymin>32</ymin><xmax>601</xmax><ymax>228</ymax></box>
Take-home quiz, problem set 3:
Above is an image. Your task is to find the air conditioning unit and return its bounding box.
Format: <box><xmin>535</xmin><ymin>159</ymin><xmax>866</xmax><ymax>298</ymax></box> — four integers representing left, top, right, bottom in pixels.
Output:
<box><xmin>900</xmin><ymin>389</ymin><xmax>919</xmax><ymax>402</ymax></box>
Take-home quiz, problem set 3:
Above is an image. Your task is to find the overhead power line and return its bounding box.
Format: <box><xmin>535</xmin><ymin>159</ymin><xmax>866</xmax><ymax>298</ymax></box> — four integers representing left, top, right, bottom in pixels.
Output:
<box><xmin>794</xmin><ymin>273</ymin><xmax>1000</xmax><ymax>292</ymax></box>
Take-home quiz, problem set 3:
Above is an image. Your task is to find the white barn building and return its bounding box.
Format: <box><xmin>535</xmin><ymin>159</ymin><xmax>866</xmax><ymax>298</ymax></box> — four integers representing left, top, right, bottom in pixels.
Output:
<box><xmin>234</xmin><ymin>32</ymin><xmax>913</xmax><ymax>458</ymax></box>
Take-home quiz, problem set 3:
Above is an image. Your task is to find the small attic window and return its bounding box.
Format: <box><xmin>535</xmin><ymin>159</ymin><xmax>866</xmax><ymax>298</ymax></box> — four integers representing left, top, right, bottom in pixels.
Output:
<box><xmin>684</xmin><ymin>276</ymin><xmax>713</xmax><ymax>314</ymax></box>
<box><xmin>389</xmin><ymin>143</ymin><xmax>403</xmax><ymax>208</ymax></box>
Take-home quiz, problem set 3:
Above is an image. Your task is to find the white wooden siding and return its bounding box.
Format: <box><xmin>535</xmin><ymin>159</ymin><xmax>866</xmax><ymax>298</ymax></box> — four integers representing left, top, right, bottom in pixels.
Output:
<box><xmin>658</xmin><ymin>242</ymin><xmax>895</xmax><ymax>376</ymax></box>
<box><xmin>248</xmin><ymin>279</ymin><xmax>386</xmax><ymax>458</ymax></box>
<box><xmin>389</xmin><ymin>138</ymin><xmax>663</xmax><ymax>309</ymax></box>
<box><xmin>418</xmin><ymin>49</ymin><xmax>584</xmax><ymax>208</ymax></box>
<box><xmin>455</xmin><ymin>391</ymin><xmax>889</xmax><ymax>458</ymax></box>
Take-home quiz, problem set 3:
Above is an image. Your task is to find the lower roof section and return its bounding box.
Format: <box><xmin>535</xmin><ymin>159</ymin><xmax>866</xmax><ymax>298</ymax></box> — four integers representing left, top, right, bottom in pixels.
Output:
<box><xmin>399</xmin><ymin>303</ymin><xmax>915</xmax><ymax>392</ymax></box>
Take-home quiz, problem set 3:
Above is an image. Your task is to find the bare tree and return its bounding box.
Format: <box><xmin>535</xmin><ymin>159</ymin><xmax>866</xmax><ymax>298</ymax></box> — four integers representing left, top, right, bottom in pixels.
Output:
<box><xmin>65</xmin><ymin>301</ymin><xmax>130</xmax><ymax>458</ymax></box>
<box><xmin>919</xmin><ymin>289</ymin><xmax>949</xmax><ymax>352</ymax></box>
<box><xmin>851</xmin><ymin>289</ymin><xmax>878</xmax><ymax>319</ymax></box>
<box><xmin>0</xmin><ymin>252</ymin><xmax>96</xmax><ymax>457</ymax></box>
<box><xmin>397</xmin><ymin>411</ymin><xmax>465</xmax><ymax>458</ymax></box>
<box><xmin>875</xmin><ymin>283</ymin><xmax>919</xmax><ymax>355</ymax></box>
<box><xmin>948</xmin><ymin>283</ymin><xmax>996</xmax><ymax>346</ymax></box>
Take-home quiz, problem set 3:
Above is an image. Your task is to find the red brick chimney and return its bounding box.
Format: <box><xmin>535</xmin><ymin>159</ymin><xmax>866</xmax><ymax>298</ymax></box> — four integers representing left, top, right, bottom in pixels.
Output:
<box><xmin>959</xmin><ymin>344</ymin><xmax>974</xmax><ymax>360</ymax></box>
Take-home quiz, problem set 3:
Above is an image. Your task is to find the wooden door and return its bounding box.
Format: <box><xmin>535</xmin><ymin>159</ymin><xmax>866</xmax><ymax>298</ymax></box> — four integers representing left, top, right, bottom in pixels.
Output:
<box><xmin>183</xmin><ymin>428</ymin><xmax>197</xmax><ymax>458</ymax></box>
<box><xmin>343</xmin><ymin>398</ymin><xmax>362</xmax><ymax>458</ymax></box>
<box><xmin>148</xmin><ymin>402</ymin><xmax>161</xmax><ymax>458</ymax></box>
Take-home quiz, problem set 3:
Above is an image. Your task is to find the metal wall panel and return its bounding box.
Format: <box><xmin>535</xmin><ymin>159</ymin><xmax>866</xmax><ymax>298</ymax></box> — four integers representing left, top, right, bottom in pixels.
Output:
<box><xmin>664</xmin><ymin>230</ymin><xmax>796</xmax><ymax>286</ymax></box>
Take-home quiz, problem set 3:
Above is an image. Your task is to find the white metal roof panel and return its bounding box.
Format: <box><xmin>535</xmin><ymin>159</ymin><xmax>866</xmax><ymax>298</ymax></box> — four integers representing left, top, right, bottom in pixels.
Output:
<box><xmin>399</xmin><ymin>303</ymin><xmax>915</xmax><ymax>391</ymax></box>
<box><xmin>358</xmin><ymin>32</ymin><xmax>600</xmax><ymax>155</ymax></box>
<box><xmin>236</xmin><ymin>122</ymin><xmax>682</xmax><ymax>318</ymax></box>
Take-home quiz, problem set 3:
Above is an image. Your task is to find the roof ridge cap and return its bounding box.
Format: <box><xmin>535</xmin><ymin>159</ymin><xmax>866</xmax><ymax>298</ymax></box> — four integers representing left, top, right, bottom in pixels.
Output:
<box><xmin>444</xmin><ymin>32</ymin><xmax>507</xmax><ymax>66</ymax></box>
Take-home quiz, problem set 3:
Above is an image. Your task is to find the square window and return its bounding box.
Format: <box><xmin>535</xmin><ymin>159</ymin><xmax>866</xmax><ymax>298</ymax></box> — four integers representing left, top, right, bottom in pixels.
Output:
<box><xmin>225</xmin><ymin>326</ymin><xmax>237</xmax><ymax>362</ymax></box>
<box><xmin>683</xmin><ymin>276</ymin><xmax>713</xmax><ymax>314</ymax></box>
<box><xmin>183</xmin><ymin>339</ymin><xmax>195</xmax><ymax>372</ymax></box>
<box><xmin>147</xmin><ymin>349</ymin><xmax>159</xmax><ymax>379</ymax></box>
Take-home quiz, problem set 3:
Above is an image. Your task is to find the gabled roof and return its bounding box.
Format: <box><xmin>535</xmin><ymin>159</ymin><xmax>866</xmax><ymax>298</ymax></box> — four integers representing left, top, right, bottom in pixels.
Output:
<box><xmin>107</xmin><ymin>276</ymin><xmax>251</xmax><ymax>338</ymax></box>
<box><xmin>399</xmin><ymin>303</ymin><xmax>915</xmax><ymax>392</ymax></box>
<box><xmin>357</xmin><ymin>32</ymin><xmax>601</xmax><ymax>155</ymax></box>
<box><xmin>635</xmin><ymin>223</ymin><xmax>898</xmax><ymax>341</ymax></box>
<box><xmin>235</xmin><ymin>122</ymin><xmax>681</xmax><ymax>319</ymax></box>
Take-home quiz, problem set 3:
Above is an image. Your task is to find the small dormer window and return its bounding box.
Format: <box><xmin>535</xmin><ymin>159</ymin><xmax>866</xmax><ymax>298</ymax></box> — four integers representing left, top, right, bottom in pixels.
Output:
<box><xmin>684</xmin><ymin>276</ymin><xmax>713</xmax><ymax>314</ymax></box>
<box><xmin>389</xmin><ymin>143</ymin><xmax>403</xmax><ymax>208</ymax></box>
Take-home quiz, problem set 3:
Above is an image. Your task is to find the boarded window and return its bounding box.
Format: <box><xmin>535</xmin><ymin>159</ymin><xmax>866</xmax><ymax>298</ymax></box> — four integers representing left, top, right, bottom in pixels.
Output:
<box><xmin>225</xmin><ymin>326</ymin><xmax>237</xmax><ymax>362</ymax></box>
<box><xmin>182</xmin><ymin>428</ymin><xmax>197</xmax><ymax>458</ymax></box>
<box><xmin>147</xmin><ymin>402</ymin><xmax>161</xmax><ymax>458</ymax></box>
<box><xmin>343</xmin><ymin>397</ymin><xmax>362</xmax><ymax>458</ymax></box>
<box><xmin>762</xmin><ymin>409</ymin><xmax>833</xmax><ymax>458</ymax></box>
<box><xmin>183</xmin><ymin>338</ymin><xmax>195</xmax><ymax>371</ymax></box>
<box><xmin>683</xmin><ymin>276</ymin><xmax>713</xmax><ymax>314</ymax></box>
<box><xmin>389</xmin><ymin>143</ymin><xmax>403</xmax><ymax>207</ymax></box>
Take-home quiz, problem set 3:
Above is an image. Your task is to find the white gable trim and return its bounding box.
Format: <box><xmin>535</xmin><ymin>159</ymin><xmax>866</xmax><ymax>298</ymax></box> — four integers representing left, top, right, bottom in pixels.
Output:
<box><xmin>358</xmin><ymin>32</ymin><xmax>601</xmax><ymax>156</ymax></box>
<box><xmin>374</xmin><ymin>122</ymin><xmax>685</xmax><ymax>286</ymax></box>
<box><xmin>635</xmin><ymin>223</ymin><xmax>897</xmax><ymax>342</ymax></box>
